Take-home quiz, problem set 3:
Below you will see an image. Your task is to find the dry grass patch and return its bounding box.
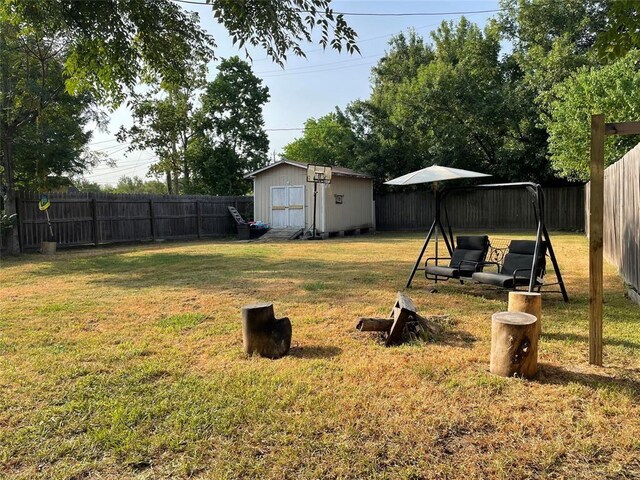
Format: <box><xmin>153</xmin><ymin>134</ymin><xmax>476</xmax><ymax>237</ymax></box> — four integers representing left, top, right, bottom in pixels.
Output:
<box><xmin>0</xmin><ymin>232</ymin><xmax>639</xmax><ymax>479</ymax></box>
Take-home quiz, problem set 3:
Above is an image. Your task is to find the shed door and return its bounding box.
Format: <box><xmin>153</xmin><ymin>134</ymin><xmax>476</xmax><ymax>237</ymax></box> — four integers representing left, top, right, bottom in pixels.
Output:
<box><xmin>271</xmin><ymin>185</ymin><xmax>305</xmax><ymax>228</ymax></box>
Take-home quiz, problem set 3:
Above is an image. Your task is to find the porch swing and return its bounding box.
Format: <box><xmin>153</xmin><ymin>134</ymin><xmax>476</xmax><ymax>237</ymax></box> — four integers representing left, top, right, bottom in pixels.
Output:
<box><xmin>406</xmin><ymin>182</ymin><xmax>569</xmax><ymax>302</ymax></box>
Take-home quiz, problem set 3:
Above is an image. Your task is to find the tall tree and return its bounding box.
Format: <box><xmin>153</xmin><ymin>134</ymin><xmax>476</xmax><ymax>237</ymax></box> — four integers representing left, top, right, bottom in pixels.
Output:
<box><xmin>342</xmin><ymin>21</ymin><xmax>555</xmax><ymax>187</ymax></box>
<box><xmin>189</xmin><ymin>57</ymin><xmax>270</xmax><ymax>195</ymax></box>
<box><xmin>282</xmin><ymin>110</ymin><xmax>355</xmax><ymax>166</ymax></box>
<box><xmin>118</xmin><ymin>85</ymin><xmax>199</xmax><ymax>194</ymax></box>
<box><xmin>545</xmin><ymin>50</ymin><xmax>640</xmax><ymax>180</ymax></box>
<box><xmin>0</xmin><ymin>22</ymin><xmax>99</xmax><ymax>253</ymax></box>
<box><xmin>499</xmin><ymin>0</ymin><xmax>609</xmax><ymax>115</ymax></box>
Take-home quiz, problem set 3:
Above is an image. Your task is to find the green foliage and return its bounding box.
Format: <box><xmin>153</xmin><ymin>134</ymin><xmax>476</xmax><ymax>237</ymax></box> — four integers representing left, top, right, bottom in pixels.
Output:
<box><xmin>307</xmin><ymin>21</ymin><xmax>556</xmax><ymax>188</ymax></box>
<box><xmin>0</xmin><ymin>23</ymin><xmax>100</xmax><ymax>191</ymax></box>
<box><xmin>545</xmin><ymin>51</ymin><xmax>640</xmax><ymax>180</ymax></box>
<box><xmin>73</xmin><ymin>179</ymin><xmax>105</xmax><ymax>193</ymax></box>
<box><xmin>110</xmin><ymin>176</ymin><xmax>168</xmax><ymax>195</ymax></box>
<box><xmin>595</xmin><ymin>1</ymin><xmax>640</xmax><ymax>61</ymax></box>
<box><xmin>4</xmin><ymin>0</ymin><xmax>359</xmax><ymax>106</ymax></box>
<box><xmin>287</xmin><ymin>3</ymin><xmax>639</xmax><ymax>187</ymax></box>
<box><xmin>189</xmin><ymin>57</ymin><xmax>270</xmax><ymax>196</ymax></box>
<box><xmin>0</xmin><ymin>212</ymin><xmax>18</xmax><ymax>236</ymax></box>
<box><xmin>282</xmin><ymin>111</ymin><xmax>355</xmax><ymax>165</ymax></box>
<box><xmin>499</xmin><ymin>0</ymin><xmax>608</xmax><ymax>114</ymax></box>
<box><xmin>118</xmin><ymin>86</ymin><xmax>198</xmax><ymax>194</ymax></box>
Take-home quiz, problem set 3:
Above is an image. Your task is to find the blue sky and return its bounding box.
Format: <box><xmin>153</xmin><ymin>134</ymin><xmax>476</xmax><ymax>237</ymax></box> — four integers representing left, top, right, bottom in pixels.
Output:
<box><xmin>83</xmin><ymin>0</ymin><xmax>501</xmax><ymax>186</ymax></box>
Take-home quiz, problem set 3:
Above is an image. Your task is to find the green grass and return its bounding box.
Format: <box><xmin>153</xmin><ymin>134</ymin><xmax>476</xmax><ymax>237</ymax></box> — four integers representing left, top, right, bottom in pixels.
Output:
<box><xmin>158</xmin><ymin>313</ymin><xmax>206</xmax><ymax>331</ymax></box>
<box><xmin>0</xmin><ymin>232</ymin><xmax>639</xmax><ymax>479</ymax></box>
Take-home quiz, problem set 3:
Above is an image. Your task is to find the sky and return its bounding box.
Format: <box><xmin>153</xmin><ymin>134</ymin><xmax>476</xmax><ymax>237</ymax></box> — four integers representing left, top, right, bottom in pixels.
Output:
<box><xmin>82</xmin><ymin>0</ymin><xmax>501</xmax><ymax>186</ymax></box>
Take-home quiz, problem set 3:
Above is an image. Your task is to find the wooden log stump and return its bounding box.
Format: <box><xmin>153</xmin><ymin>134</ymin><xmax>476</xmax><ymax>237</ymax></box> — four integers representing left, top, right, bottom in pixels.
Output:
<box><xmin>241</xmin><ymin>303</ymin><xmax>291</xmax><ymax>359</ymax></box>
<box><xmin>490</xmin><ymin>312</ymin><xmax>538</xmax><ymax>379</ymax></box>
<box><xmin>508</xmin><ymin>291</ymin><xmax>542</xmax><ymax>337</ymax></box>
<box><xmin>356</xmin><ymin>317</ymin><xmax>393</xmax><ymax>332</ymax></box>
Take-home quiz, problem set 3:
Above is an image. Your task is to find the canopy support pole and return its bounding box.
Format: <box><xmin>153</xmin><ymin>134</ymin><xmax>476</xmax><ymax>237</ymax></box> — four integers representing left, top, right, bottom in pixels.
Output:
<box><xmin>406</xmin><ymin>190</ymin><xmax>453</xmax><ymax>288</ymax></box>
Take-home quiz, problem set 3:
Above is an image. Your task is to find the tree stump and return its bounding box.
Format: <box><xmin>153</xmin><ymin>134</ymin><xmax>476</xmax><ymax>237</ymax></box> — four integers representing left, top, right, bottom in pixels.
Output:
<box><xmin>490</xmin><ymin>311</ymin><xmax>538</xmax><ymax>379</ymax></box>
<box><xmin>241</xmin><ymin>303</ymin><xmax>291</xmax><ymax>359</ymax></box>
<box><xmin>508</xmin><ymin>291</ymin><xmax>542</xmax><ymax>337</ymax></box>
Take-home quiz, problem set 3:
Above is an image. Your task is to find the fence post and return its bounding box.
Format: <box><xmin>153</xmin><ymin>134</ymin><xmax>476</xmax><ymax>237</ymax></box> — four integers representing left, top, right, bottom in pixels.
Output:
<box><xmin>91</xmin><ymin>198</ymin><xmax>99</xmax><ymax>246</ymax></box>
<box><xmin>149</xmin><ymin>200</ymin><xmax>156</xmax><ymax>241</ymax></box>
<box><xmin>195</xmin><ymin>200</ymin><xmax>202</xmax><ymax>238</ymax></box>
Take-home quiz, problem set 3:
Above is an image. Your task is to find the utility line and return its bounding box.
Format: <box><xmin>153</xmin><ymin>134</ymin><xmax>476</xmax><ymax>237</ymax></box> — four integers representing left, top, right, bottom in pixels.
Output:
<box><xmin>260</xmin><ymin>60</ymin><xmax>377</xmax><ymax>78</ymax></box>
<box><xmin>171</xmin><ymin>0</ymin><xmax>501</xmax><ymax>17</ymax></box>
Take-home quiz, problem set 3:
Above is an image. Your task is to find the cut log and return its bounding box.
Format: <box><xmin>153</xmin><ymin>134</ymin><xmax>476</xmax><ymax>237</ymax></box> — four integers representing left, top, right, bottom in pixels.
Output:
<box><xmin>490</xmin><ymin>312</ymin><xmax>538</xmax><ymax>379</ymax></box>
<box><xmin>508</xmin><ymin>291</ymin><xmax>542</xmax><ymax>337</ymax></box>
<box><xmin>356</xmin><ymin>317</ymin><xmax>393</xmax><ymax>332</ymax></box>
<box><xmin>241</xmin><ymin>302</ymin><xmax>291</xmax><ymax>359</ymax></box>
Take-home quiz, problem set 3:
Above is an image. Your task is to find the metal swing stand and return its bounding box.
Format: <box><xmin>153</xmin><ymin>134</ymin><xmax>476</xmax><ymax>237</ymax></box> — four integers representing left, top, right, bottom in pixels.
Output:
<box><xmin>405</xmin><ymin>182</ymin><xmax>569</xmax><ymax>303</ymax></box>
<box><xmin>406</xmin><ymin>188</ymin><xmax>454</xmax><ymax>288</ymax></box>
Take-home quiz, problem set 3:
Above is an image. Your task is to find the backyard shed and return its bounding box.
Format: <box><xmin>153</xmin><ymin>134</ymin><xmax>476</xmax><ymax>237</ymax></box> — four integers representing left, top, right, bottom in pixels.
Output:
<box><xmin>245</xmin><ymin>159</ymin><xmax>374</xmax><ymax>237</ymax></box>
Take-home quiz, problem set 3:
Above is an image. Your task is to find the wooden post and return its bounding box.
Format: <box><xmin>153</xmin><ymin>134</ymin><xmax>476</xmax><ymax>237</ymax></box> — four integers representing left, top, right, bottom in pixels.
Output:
<box><xmin>195</xmin><ymin>200</ymin><xmax>202</xmax><ymax>239</ymax></box>
<box><xmin>508</xmin><ymin>291</ymin><xmax>542</xmax><ymax>337</ymax></box>
<box><xmin>490</xmin><ymin>312</ymin><xmax>539</xmax><ymax>379</ymax></box>
<box><xmin>149</xmin><ymin>200</ymin><xmax>156</xmax><ymax>241</ymax></box>
<box><xmin>589</xmin><ymin>114</ymin><xmax>605</xmax><ymax>366</ymax></box>
<box><xmin>91</xmin><ymin>198</ymin><xmax>99</xmax><ymax>246</ymax></box>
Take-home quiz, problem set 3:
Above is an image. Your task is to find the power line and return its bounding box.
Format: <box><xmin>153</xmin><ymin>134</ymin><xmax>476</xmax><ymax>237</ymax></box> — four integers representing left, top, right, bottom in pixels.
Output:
<box><xmin>171</xmin><ymin>1</ymin><xmax>501</xmax><ymax>17</ymax></box>
<box><xmin>332</xmin><ymin>9</ymin><xmax>500</xmax><ymax>17</ymax></box>
<box><xmin>260</xmin><ymin>60</ymin><xmax>377</xmax><ymax>78</ymax></box>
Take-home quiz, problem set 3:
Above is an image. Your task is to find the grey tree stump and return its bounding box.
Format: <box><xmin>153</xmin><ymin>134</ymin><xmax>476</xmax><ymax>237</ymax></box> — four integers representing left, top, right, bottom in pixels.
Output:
<box><xmin>241</xmin><ymin>303</ymin><xmax>291</xmax><ymax>359</ymax></box>
<box><xmin>490</xmin><ymin>311</ymin><xmax>539</xmax><ymax>379</ymax></box>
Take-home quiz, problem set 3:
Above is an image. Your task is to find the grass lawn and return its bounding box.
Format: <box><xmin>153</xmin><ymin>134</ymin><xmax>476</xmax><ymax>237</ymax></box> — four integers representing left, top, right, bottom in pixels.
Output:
<box><xmin>1</xmin><ymin>232</ymin><xmax>639</xmax><ymax>479</ymax></box>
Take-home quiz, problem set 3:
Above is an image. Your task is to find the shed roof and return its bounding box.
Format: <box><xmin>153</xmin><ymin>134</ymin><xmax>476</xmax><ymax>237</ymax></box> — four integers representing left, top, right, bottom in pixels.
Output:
<box><xmin>244</xmin><ymin>159</ymin><xmax>371</xmax><ymax>180</ymax></box>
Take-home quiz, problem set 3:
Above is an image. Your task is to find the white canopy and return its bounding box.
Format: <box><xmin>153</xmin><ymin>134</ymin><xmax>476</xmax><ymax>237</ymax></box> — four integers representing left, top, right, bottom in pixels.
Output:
<box><xmin>384</xmin><ymin>165</ymin><xmax>491</xmax><ymax>185</ymax></box>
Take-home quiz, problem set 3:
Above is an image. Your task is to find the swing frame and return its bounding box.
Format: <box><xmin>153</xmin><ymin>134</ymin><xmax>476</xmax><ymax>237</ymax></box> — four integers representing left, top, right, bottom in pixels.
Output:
<box><xmin>405</xmin><ymin>182</ymin><xmax>569</xmax><ymax>302</ymax></box>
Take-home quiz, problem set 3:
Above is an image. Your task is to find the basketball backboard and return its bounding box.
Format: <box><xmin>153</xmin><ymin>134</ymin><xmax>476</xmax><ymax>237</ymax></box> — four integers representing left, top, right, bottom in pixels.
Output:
<box><xmin>306</xmin><ymin>164</ymin><xmax>332</xmax><ymax>184</ymax></box>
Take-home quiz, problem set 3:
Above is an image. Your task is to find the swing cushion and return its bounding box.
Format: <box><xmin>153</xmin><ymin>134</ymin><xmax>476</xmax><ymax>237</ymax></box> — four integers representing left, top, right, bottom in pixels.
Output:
<box><xmin>472</xmin><ymin>240</ymin><xmax>546</xmax><ymax>288</ymax></box>
<box><xmin>425</xmin><ymin>235</ymin><xmax>489</xmax><ymax>279</ymax></box>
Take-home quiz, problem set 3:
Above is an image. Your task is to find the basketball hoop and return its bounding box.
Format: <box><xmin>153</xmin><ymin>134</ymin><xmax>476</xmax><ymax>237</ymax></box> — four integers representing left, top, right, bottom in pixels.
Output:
<box><xmin>307</xmin><ymin>164</ymin><xmax>332</xmax><ymax>184</ymax></box>
<box><xmin>306</xmin><ymin>164</ymin><xmax>333</xmax><ymax>239</ymax></box>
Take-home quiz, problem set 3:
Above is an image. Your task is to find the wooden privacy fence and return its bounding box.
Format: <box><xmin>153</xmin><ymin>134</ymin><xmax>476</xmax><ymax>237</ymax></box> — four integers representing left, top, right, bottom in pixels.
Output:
<box><xmin>374</xmin><ymin>185</ymin><xmax>585</xmax><ymax>232</ymax></box>
<box><xmin>585</xmin><ymin>143</ymin><xmax>640</xmax><ymax>296</ymax></box>
<box><xmin>16</xmin><ymin>192</ymin><xmax>253</xmax><ymax>251</ymax></box>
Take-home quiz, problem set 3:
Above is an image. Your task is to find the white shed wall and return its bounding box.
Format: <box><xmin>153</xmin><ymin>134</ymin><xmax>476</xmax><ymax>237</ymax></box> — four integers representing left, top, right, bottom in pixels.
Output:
<box><xmin>253</xmin><ymin>164</ymin><xmax>313</xmax><ymax>229</ymax></box>
<box><xmin>323</xmin><ymin>176</ymin><xmax>374</xmax><ymax>232</ymax></box>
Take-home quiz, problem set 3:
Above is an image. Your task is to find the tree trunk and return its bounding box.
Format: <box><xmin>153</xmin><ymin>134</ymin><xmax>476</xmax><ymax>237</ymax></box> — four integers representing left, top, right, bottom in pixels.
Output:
<box><xmin>508</xmin><ymin>292</ymin><xmax>542</xmax><ymax>337</ymax></box>
<box><xmin>0</xmin><ymin>129</ymin><xmax>20</xmax><ymax>255</ymax></box>
<box><xmin>241</xmin><ymin>302</ymin><xmax>291</xmax><ymax>359</ymax></box>
<box><xmin>490</xmin><ymin>312</ymin><xmax>538</xmax><ymax>379</ymax></box>
<box><xmin>0</xmin><ymin>30</ymin><xmax>20</xmax><ymax>255</ymax></box>
<box><xmin>166</xmin><ymin>170</ymin><xmax>173</xmax><ymax>194</ymax></box>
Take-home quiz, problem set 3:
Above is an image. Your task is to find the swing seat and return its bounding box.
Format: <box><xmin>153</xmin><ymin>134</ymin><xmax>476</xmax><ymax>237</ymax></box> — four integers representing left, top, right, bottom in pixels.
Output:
<box><xmin>472</xmin><ymin>240</ymin><xmax>546</xmax><ymax>289</ymax></box>
<box><xmin>425</xmin><ymin>235</ymin><xmax>489</xmax><ymax>280</ymax></box>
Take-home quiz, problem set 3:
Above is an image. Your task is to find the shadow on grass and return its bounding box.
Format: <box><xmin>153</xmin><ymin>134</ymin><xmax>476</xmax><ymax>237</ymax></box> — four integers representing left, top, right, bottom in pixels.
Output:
<box><xmin>539</xmin><ymin>364</ymin><xmax>640</xmax><ymax>400</ymax></box>
<box><xmin>289</xmin><ymin>345</ymin><xmax>342</xmax><ymax>359</ymax></box>
<box><xmin>31</xmin><ymin>250</ymin><xmax>410</xmax><ymax>301</ymax></box>
<box><xmin>543</xmin><ymin>332</ymin><xmax>640</xmax><ymax>350</ymax></box>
